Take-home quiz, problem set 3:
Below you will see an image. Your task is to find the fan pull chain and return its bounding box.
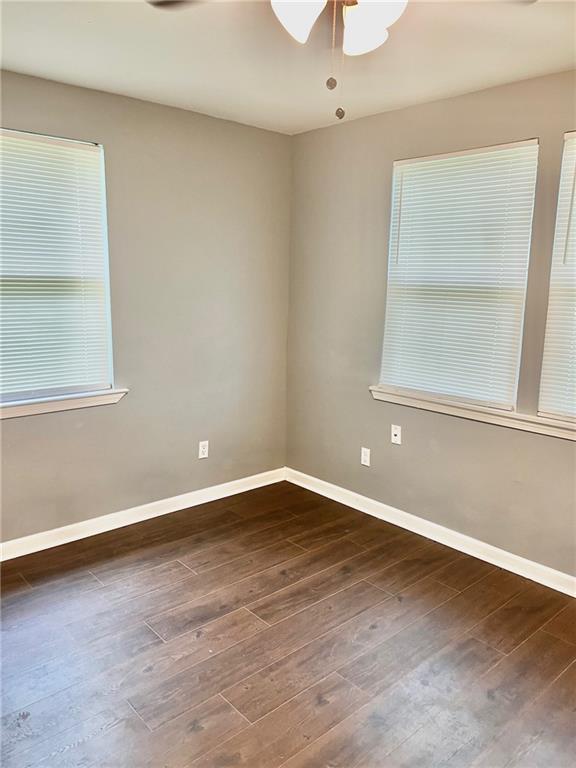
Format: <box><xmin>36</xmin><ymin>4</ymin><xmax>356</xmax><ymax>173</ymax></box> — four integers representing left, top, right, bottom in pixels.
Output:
<box><xmin>331</xmin><ymin>0</ymin><xmax>337</xmax><ymax>70</ymax></box>
<box><xmin>326</xmin><ymin>0</ymin><xmax>346</xmax><ymax>120</ymax></box>
<box><xmin>326</xmin><ymin>0</ymin><xmax>338</xmax><ymax>92</ymax></box>
<box><xmin>337</xmin><ymin>20</ymin><xmax>346</xmax><ymax>120</ymax></box>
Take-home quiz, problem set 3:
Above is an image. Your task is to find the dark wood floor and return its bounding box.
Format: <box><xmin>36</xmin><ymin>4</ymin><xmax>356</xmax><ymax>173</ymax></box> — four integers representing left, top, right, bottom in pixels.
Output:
<box><xmin>1</xmin><ymin>482</ymin><xmax>574</xmax><ymax>767</ymax></box>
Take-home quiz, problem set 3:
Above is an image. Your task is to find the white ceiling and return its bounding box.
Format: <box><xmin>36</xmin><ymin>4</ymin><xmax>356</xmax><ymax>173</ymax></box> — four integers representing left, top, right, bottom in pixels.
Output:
<box><xmin>1</xmin><ymin>0</ymin><xmax>575</xmax><ymax>134</ymax></box>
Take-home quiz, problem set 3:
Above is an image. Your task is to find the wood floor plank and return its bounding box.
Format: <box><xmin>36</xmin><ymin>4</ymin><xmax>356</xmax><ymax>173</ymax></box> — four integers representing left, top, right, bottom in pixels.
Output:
<box><xmin>1</xmin><ymin>620</ymin><xmax>85</xmax><ymax>680</ymax></box>
<box><xmin>348</xmin><ymin>521</ymin><xmax>420</xmax><ymax>549</ymax></box>
<box><xmin>471</xmin><ymin>660</ymin><xmax>576</xmax><ymax>768</ymax></box>
<box><xmin>110</xmin><ymin>608</ymin><xmax>268</xmax><ymax>701</ymax></box>
<box><xmin>0</xmin><ymin>538</ymin><xmax>106</xmax><ymax>582</ymax></box>
<box><xmin>231</xmin><ymin>483</ymin><xmax>320</xmax><ymax>507</ymax></box>
<box><xmin>2</xmin><ymin>592</ymin><xmax>104</xmax><ymax>635</ymax></box>
<box><xmin>542</xmin><ymin>601</ymin><xmax>576</xmax><ymax>646</ymax></box>
<box><xmin>382</xmin><ymin>630</ymin><xmax>576</xmax><ymax>768</ymax></box>
<box><xmin>432</xmin><ymin>554</ymin><xmax>497</xmax><ymax>591</ymax></box>
<box><xmin>287</xmin><ymin>516</ymin><xmax>374</xmax><ymax>550</ymax></box>
<box><xmin>95</xmin><ymin>559</ymin><xmax>193</xmax><ymax>602</ymax></box>
<box><xmin>219</xmin><ymin>486</ymin><xmax>322</xmax><ymax>520</ymax></box>
<box><xmin>339</xmin><ymin>569</ymin><xmax>529</xmax><ymax>695</ymax></box>
<box><xmin>224</xmin><ymin>481</ymin><xmax>311</xmax><ymax>503</ymax></box>
<box><xmin>3</xmin><ymin>585</ymin><xmax>141</xmax><ymax>640</ymax></box>
<box><xmin>6</xmin><ymin>507</ymin><xmax>239</xmax><ymax>587</ymax></box>
<box><xmin>470</xmin><ymin>581</ymin><xmax>569</xmax><ymax>654</ymax></box>
<box><xmin>2</xmin><ymin>483</ymin><xmax>573</xmax><ymax>768</ymax></box>
<box><xmin>1</xmin><ymin>622</ymin><xmax>161</xmax><ymax>715</ymax></box>
<box><xmin>0</xmin><ymin>494</ymin><xmax>335</xmax><ymax>588</ymax></box>
<box><xmin>281</xmin><ymin>635</ymin><xmax>503</xmax><ymax>768</ymax></box>
<box><xmin>196</xmin><ymin>673</ymin><xmax>369</xmax><ymax>768</ymax></box>
<box><xmin>148</xmin><ymin>695</ymin><xmax>248</xmax><ymax>768</ymax></box>
<box><xmin>463</xmin><ymin>567</ymin><xmax>530</xmax><ymax>600</ymax></box>
<box><xmin>63</xmin><ymin>573</ymin><xmax>204</xmax><ymax>642</ymax></box>
<box><xmin>365</xmin><ymin>540</ymin><xmax>460</xmax><ymax>594</ymax></box>
<box><xmin>351</xmin><ymin>641</ymin><xmax>506</xmax><ymax>768</ymax></box>
<box><xmin>1</xmin><ymin>609</ymin><xmax>266</xmax><ymax>761</ymax></box>
<box><xmin>248</xmin><ymin>534</ymin><xmax>427</xmax><ymax>624</ymax></box>
<box><xmin>288</xmin><ymin>497</ymin><xmax>366</xmax><ymax>520</ymax></box>
<box><xmin>222</xmin><ymin>497</ymin><xmax>296</xmax><ymax>520</ymax></box>
<box><xmin>2</xmin><ymin>569</ymin><xmax>101</xmax><ymax>607</ymax></box>
<box><xmin>0</xmin><ymin>559</ymin><xmax>25</xmax><ymax>578</ymax></box>
<box><xmin>34</xmin><ymin>709</ymin><xmax>152</xmax><ymax>768</ymax></box>
<box><xmin>1</xmin><ymin>561</ymin><xmax>196</xmax><ymax>632</ymax></box>
<box><xmin>180</xmin><ymin>507</ymin><xmax>351</xmax><ymax>573</ymax></box>
<box><xmin>0</xmin><ymin>570</ymin><xmax>31</xmax><ymax>596</ymax></box>
<box><xmin>26</xmin><ymin>693</ymin><xmax>246</xmax><ymax>768</ymax></box>
<box><xmin>146</xmin><ymin>538</ymin><xmax>362</xmax><ymax>641</ymax></box>
<box><xmin>80</xmin><ymin>506</ymin><xmax>242</xmax><ymax>569</ymax></box>
<box><xmin>224</xmin><ymin>578</ymin><xmax>455</xmax><ymax>722</ymax></box>
<box><xmin>88</xmin><ymin>509</ymin><xmax>294</xmax><ymax>585</ymax></box>
<box><xmin>3</xmin><ymin>556</ymin><xmax>103</xmax><ymax>591</ymax></box>
<box><xmin>2</xmin><ymin>703</ymin><xmax>135</xmax><ymax>768</ymax></box>
<box><xmin>7</xmin><ymin>486</ymin><xmax>297</xmax><ymax>585</ymax></box>
<box><xmin>128</xmin><ymin>581</ymin><xmax>387</xmax><ymax>729</ymax></box>
<box><xmin>66</xmin><ymin>539</ymin><xmax>305</xmax><ymax>642</ymax></box>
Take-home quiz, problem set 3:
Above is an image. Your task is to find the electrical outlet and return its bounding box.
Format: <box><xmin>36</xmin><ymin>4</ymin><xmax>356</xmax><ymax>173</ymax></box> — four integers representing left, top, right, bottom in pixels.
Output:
<box><xmin>198</xmin><ymin>440</ymin><xmax>209</xmax><ymax>459</ymax></box>
<box><xmin>391</xmin><ymin>425</ymin><xmax>402</xmax><ymax>445</ymax></box>
<box><xmin>361</xmin><ymin>446</ymin><xmax>371</xmax><ymax>467</ymax></box>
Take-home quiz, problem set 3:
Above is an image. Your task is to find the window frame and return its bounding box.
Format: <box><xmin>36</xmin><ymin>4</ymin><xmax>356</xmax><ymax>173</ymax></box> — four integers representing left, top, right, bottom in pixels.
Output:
<box><xmin>371</xmin><ymin>138</ymin><xmax>575</xmax><ymax>441</ymax></box>
<box><xmin>537</xmin><ymin>131</ymin><xmax>576</xmax><ymax>424</ymax></box>
<box><xmin>0</xmin><ymin>128</ymin><xmax>127</xmax><ymax>419</ymax></box>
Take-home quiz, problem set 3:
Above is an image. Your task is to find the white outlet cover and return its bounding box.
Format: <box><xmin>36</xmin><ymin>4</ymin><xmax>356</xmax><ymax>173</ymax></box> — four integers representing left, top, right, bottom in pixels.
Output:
<box><xmin>391</xmin><ymin>425</ymin><xmax>402</xmax><ymax>445</ymax></box>
<box><xmin>198</xmin><ymin>440</ymin><xmax>209</xmax><ymax>459</ymax></box>
<box><xmin>361</xmin><ymin>447</ymin><xmax>371</xmax><ymax>466</ymax></box>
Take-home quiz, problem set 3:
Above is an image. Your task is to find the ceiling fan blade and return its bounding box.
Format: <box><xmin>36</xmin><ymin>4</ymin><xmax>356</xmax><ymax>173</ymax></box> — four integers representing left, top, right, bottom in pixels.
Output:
<box><xmin>271</xmin><ymin>1</ymin><xmax>328</xmax><ymax>45</ymax></box>
<box><xmin>146</xmin><ymin>0</ymin><xmax>202</xmax><ymax>9</ymax></box>
<box><xmin>343</xmin><ymin>1</ymin><xmax>407</xmax><ymax>56</ymax></box>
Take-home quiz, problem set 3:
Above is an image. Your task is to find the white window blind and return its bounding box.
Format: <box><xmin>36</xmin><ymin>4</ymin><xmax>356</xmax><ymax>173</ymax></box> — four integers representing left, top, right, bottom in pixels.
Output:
<box><xmin>379</xmin><ymin>140</ymin><xmax>538</xmax><ymax>410</ymax></box>
<box><xmin>0</xmin><ymin>129</ymin><xmax>113</xmax><ymax>403</ymax></box>
<box><xmin>538</xmin><ymin>132</ymin><xmax>576</xmax><ymax>421</ymax></box>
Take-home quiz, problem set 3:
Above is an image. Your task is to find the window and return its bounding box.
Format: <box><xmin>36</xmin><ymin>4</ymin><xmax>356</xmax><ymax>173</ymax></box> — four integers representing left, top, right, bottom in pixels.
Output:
<box><xmin>378</xmin><ymin>140</ymin><xmax>539</xmax><ymax>411</ymax></box>
<box><xmin>0</xmin><ymin>129</ymin><xmax>123</xmax><ymax>417</ymax></box>
<box><xmin>538</xmin><ymin>132</ymin><xmax>576</xmax><ymax>422</ymax></box>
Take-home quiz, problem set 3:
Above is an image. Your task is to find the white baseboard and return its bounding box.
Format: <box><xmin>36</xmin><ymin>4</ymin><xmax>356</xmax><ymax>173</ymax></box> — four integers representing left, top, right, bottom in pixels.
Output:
<box><xmin>0</xmin><ymin>468</ymin><xmax>286</xmax><ymax>562</ymax></box>
<box><xmin>3</xmin><ymin>465</ymin><xmax>574</xmax><ymax>598</ymax></box>
<box><xmin>286</xmin><ymin>468</ymin><xmax>576</xmax><ymax>598</ymax></box>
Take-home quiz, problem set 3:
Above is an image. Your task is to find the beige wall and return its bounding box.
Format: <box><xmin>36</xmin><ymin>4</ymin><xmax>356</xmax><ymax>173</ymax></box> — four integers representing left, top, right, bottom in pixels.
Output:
<box><xmin>288</xmin><ymin>71</ymin><xmax>576</xmax><ymax>575</ymax></box>
<box><xmin>0</xmin><ymin>71</ymin><xmax>291</xmax><ymax>541</ymax></box>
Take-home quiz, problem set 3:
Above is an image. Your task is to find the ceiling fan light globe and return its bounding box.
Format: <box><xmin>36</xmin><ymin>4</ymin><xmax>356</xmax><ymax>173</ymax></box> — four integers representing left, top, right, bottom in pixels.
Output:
<box><xmin>271</xmin><ymin>0</ymin><xmax>327</xmax><ymax>45</ymax></box>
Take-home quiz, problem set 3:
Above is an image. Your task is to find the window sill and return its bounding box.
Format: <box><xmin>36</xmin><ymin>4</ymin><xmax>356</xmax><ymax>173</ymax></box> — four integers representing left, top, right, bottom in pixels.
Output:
<box><xmin>0</xmin><ymin>388</ymin><xmax>129</xmax><ymax>420</ymax></box>
<box><xmin>369</xmin><ymin>386</ymin><xmax>575</xmax><ymax>441</ymax></box>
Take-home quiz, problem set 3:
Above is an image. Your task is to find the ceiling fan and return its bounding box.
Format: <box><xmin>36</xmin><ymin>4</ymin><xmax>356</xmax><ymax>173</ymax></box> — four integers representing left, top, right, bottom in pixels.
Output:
<box><xmin>148</xmin><ymin>0</ymin><xmax>542</xmax><ymax>56</ymax></box>
<box><xmin>147</xmin><ymin>0</ymin><xmax>542</xmax><ymax>121</ymax></box>
<box><xmin>147</xmin><ymin>0</ymin><xmax>409</xmax><ymax>58</ymax></box>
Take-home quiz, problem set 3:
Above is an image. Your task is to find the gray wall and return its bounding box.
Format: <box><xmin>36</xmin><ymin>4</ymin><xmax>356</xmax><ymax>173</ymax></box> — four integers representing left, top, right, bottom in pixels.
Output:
<box><xmin>288</xmin><ymin>71</ymin><xmax>576</xmax><ymax>575</ymax></box>
<box><xmin>1</xmin><ymin>71</ymin><xmax>291</xmax><ymax>541</ymax></box>
<box><xmin>2</xmin><ymin>70</ymin><xmax>575</xmax><ymax>577</ymax></box>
